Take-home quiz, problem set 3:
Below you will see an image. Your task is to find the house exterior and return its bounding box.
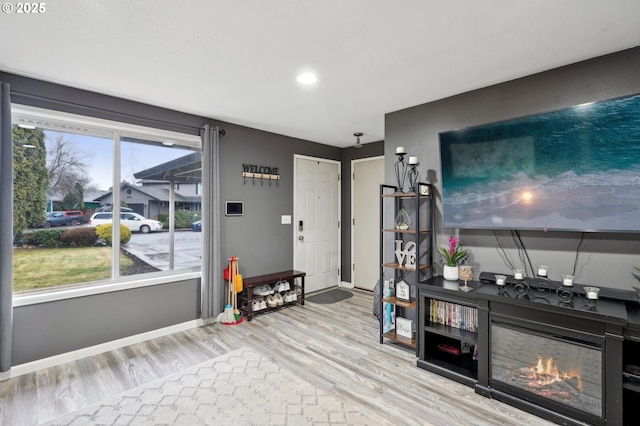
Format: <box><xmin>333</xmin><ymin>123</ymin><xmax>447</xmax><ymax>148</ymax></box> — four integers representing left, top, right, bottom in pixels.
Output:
<box><xmin>94</xmin><ymin>182</ymin><xmax>201</xmax><ymax>219</ymax></box>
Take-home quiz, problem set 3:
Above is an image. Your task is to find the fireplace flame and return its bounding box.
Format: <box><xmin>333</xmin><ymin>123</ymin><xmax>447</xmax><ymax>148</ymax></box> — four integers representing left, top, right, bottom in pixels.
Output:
<box><xmin>529</xmin><ymin>356</ymin><xmax>582</xmax><ymax>393</ymax></box>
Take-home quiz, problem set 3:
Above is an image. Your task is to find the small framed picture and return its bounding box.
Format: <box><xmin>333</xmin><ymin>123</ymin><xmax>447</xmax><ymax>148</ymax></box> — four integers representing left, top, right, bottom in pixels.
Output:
<box><xmin>395</xmin><ymin>280</ymin><xmax>410</xmax><ymax>301</ymax></box>
<box><xmin>396</xmin><ymin>317</ymin><xmax>413</xmax><ymax>339</ymax></box>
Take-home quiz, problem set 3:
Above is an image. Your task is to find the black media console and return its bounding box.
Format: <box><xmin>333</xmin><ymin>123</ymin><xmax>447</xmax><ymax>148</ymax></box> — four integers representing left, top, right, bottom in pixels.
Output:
<box><xmin>418</xmin><ymin>275</ymin><xmax>639</xmax><ymax>426</ymax></box>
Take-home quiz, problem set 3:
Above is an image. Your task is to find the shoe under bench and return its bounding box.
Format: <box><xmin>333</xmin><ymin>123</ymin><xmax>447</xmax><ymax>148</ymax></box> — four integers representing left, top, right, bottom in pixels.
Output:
<box><xmin>240</xmin><ymin>270</ymin><xmax>306</xmax><ymax>321</ymax></box>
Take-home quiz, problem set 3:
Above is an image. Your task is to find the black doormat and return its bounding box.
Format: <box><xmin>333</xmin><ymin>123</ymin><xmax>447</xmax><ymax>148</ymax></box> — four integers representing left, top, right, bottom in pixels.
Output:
<box><xmin>306</xmin><ymin>288</ymin><xmax>353</xmax><ymax>304</ymax></box>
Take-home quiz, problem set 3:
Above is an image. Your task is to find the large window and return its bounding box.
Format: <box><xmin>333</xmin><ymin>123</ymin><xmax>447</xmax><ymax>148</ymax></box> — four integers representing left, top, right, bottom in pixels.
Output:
<box><xmin>12</xmin><ymin>106</ymin><xmax>202</xmax><ymax>297</ymax></box>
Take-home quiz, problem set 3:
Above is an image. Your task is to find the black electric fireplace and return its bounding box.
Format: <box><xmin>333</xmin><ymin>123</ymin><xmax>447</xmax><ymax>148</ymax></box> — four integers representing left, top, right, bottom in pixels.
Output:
<box><xmin>479</xmin><ymin>282</ymin><xmax>628</xmax><ymax>426</ymax></box>
<box><xmin>491</xmin><ymin>320</ymin><xmax>603</xmax><ymax>424</ymax></box>
<box><xmin>419</xmin><ymin>277</ymin><xmax>629</xmax><ymax>425</ymax></box>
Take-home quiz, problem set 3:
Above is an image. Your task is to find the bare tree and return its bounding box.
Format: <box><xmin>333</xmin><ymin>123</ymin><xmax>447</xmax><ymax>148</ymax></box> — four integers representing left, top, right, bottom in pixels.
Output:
<box><xmin>47</xmin><ymin>135</ymin><xmax>91</xmax><ymax>196</ymax></box>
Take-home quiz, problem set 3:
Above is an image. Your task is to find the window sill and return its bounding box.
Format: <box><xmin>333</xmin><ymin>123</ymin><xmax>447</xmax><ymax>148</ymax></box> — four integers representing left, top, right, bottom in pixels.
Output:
<box><xmin>13</xmin><ymin>270</ymin><xmax>201</xmax><ymax>307</ymax></box>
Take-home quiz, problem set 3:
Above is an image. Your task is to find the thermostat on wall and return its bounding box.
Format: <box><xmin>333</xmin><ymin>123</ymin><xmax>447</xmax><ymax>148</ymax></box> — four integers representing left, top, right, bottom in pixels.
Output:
<box><xmin>225</xmin><ymin>201</ymin><xmax>244</xmax><ymax>216</ymax></box>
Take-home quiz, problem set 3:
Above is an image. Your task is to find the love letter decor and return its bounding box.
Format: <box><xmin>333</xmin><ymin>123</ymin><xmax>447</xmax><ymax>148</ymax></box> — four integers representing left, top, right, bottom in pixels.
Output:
<box><xmin>394</xmin><ymin>240</ymin><xmax>417</xmax><ymax>270</ymax></box>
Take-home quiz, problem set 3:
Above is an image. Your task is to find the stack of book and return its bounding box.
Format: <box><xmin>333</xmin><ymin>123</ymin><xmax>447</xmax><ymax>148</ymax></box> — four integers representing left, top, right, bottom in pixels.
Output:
<box><xmin>429</xmin><ymin>299</ymin><xmax>478</xmax><ymax>332</ymax></box>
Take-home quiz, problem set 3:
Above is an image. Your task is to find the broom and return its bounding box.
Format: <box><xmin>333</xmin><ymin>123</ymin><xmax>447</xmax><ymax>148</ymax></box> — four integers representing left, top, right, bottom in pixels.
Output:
<box><xmin>232</xmin><ymin>257</ymin><xmax>241</xmax><ymax>319</ymax></box>
<box><xmin>219</xmin><ymin>257</ymin><xmax>236</xmax><ymax>324</ymax></box>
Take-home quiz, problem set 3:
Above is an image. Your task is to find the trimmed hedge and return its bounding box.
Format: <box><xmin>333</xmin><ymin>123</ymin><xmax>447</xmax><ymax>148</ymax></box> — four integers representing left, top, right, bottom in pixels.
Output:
<box><xmin>157</xmin><ymin>213</ymin><xmax>168</xmax><ymax>228</ymax></box>
<box><xmin>60</xmin><ymin>227</ymin><xmax>99</xmax><ymax>247</ymax></box>
<box><xmin>158</xmin><ymin>210</ymin><xmax>200</xmax><ymax>229</ymax></box>
<box><xmin>22</xmin><ymin>229</ymin><xmax>66</xmax><ymax>248</ymax></box>
<box><xmin>95</xmin><ymin>223</ymin><xmax>132</xmax><ymax>245</ymax></box>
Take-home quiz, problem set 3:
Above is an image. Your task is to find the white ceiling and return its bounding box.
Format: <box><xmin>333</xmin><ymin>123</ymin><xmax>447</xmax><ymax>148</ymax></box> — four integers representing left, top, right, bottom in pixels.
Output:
<box><xmin>1</xmin><ymin>0</ymin><xmax>639</xmax><ymax>147</ymax></box>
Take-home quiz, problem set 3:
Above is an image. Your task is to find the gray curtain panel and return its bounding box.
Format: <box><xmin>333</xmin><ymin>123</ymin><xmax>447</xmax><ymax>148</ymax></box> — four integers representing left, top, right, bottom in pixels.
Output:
<box><xmin>200</xmin><ymin>125</ymin><xmax>222</xmax><ymax>319</ymax></box>
<box><xmin>0</xmin><ymin>82</ymin><xmax>13</xmax><ymax>372</ymax></box>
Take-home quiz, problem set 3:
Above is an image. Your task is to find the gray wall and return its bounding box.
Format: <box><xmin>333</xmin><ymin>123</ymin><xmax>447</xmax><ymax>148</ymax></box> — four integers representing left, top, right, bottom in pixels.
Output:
<box><xmin>385</xmin><ymin>47</ymin><xmax>640</xmax><ymax>290</ymax></box>
<box><xmin>218</xmin><ymin>122</ymin><xmax>342</xmax><ymax>278</ymax></box>
<box><xmin>13</xmin><ymin>279</ymin><xmax>199</xmax><ymax>364</ymax></box>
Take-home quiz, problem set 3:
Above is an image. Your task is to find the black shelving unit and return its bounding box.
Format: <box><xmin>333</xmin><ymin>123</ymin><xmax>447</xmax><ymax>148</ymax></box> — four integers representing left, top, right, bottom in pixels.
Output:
<box><xmin>378</xmin><ymin>182</ymin><xmax>433</xmax><ymax>355</ymax></box>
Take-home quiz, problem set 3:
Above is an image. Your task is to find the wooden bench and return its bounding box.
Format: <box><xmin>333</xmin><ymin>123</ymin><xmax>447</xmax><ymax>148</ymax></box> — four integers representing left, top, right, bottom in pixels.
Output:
<box><xmin>240</xmin><ymin>270</ymin><xmax>305</xmax><ymax>321</ymax></box>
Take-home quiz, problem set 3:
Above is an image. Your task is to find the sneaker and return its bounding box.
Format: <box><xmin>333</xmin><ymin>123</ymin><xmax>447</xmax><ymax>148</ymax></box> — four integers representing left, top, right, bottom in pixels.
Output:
<box><xmin>282</xmin><ymin>281</ymin><xmax>290</xmax><ymax>291</ymax></box>
<box><xmin>254</xmin><ymin>285</ymin><xmax>274</xmax><ymax>296</ymax></box>
<box><xmin>273</xmin><ymin>281</ymin><xmax>283</xmax><ymax>292</ymax></box>
<box><xmin>259</xmin><ymin>298</ymin><xmax>267</xmax><ymax>310</ymax></box>
<box><xmin>290</xmin><ymin>291</ymin><xmax>298</xmax><ymax>301</ymax></box>
<box><xmin>283</xmin><ymin>291</ymin><xmax>293</xmax><ymax>303</ymax></box>
<box><xmin>275</xmin><ymin>293</ymin><xmax>284</xmax><ymax>306</ymax></box>
<box><xmin>266</xmin><ymin>294</ymin><xmax>278</xmax><ymax>308</ymax></box>
<box><xmin>252</xmin><ymin>299</ymin><xmax>260</xmax><ymax>311</ymax></box>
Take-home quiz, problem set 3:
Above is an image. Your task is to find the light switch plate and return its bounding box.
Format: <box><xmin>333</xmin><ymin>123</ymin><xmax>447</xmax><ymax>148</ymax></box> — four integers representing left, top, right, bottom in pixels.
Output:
<box><xmin>281</xmin><ymin>215</ymin><xmax>292</xmax><ymax>225</ymax></box>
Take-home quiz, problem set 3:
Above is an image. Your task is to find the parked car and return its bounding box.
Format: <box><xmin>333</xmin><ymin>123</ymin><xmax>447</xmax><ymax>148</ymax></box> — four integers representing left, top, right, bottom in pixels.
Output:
<box><xmin>192</xmin><ymin>220</ymin><xmax>202</xmax><ymax>232</ymax></box>
<box><xmin>89</xmin><ymin>212</ymin><xmax>163</xmax><ymax>233</ymax></box>
<box><xmin>62</xmin><ymin>210</ymin><xmax>85</xmax><ymax>224</ymax></box>
<box><xmin>42</xmin><ymin>210</ymin><xmax>85</xmax><ymax>227</ymax></box>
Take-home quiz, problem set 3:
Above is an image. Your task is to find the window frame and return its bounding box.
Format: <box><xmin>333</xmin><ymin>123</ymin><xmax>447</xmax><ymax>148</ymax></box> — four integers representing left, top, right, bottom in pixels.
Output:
<box><xmin>11</xmin><ymin>105</ymin><xmax>203</xmax><ymax>307</ymax></box>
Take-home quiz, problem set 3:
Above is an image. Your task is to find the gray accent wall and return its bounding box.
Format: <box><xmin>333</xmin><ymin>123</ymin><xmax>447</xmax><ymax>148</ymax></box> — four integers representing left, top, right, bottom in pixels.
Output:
<box><xmin>385</xmin><ymin>47</ymin><xmax>640</xmax><ymax>290</ymax></box>
<box><xmin>218</xmin><ymin>122</ymin><xmax>341</xmax><ymax>278</ymax></box>
<box><xmin>12</xmin><ymin>279</ymin><xmax>200</xmax><ymax>364</ymax></box>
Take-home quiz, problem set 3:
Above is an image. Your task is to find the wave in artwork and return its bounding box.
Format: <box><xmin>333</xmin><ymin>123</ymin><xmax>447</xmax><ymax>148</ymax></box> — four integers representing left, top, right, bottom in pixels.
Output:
<box><xmin>440</xmin><ymin>93</ymin><xmax>640</xmax><ymax>232</ymax></box>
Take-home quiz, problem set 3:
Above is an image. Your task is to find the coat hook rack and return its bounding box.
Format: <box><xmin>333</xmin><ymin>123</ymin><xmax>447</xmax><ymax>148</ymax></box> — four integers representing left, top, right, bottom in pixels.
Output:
<box><xmin>242</xmin><ymin>171</ymin><xmax>280</xmax><ymax>186</ymax></box>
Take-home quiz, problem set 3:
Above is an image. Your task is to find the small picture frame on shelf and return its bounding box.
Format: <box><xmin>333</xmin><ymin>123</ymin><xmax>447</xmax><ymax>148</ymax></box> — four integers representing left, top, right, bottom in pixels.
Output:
<box><xmin>396</xmin><ymin>317</ymin><xmax>413</xmax><ymax>339</ymax></box>
<box><xmin>395</xmin><ymin>280</ymin><xmax>410</xmax><ymax>301</ymax></box>
<box><xmin>419</xmin><ymin>184</ymin><xmax>429</xmax><ymax>196</ymax></box>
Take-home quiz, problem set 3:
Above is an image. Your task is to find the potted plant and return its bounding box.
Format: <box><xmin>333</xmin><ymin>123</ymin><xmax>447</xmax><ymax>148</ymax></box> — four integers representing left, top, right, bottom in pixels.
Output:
<box><xmin>439</xmin><ymin>236</ymin><xmax>470</xmax><ymax>281</ymax></box>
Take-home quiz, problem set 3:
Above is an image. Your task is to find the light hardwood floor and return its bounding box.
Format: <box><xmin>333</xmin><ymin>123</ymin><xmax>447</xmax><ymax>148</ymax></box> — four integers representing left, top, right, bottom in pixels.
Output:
<box><xmin>0</xmin><ymin>289</ymin><xmax>553</xmax><ymax>425</ymax></box>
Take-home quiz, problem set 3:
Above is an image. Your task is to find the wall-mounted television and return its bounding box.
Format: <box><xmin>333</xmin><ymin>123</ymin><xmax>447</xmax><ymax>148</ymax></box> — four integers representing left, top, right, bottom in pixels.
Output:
<box><xmin>439</xmin><ymin>93</ymin><xmax>640</xmax><ymax>233</ymax></box>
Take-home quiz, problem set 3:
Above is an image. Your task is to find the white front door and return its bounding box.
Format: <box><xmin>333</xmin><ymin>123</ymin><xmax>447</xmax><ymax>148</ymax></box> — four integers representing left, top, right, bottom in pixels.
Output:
<box><xmin>294</xmin><ymin>156</ymin><xmax>340</xmax><ymax>294</ymax></box>
<box><xmin>352</xmin><ymin>157</ymin><xmax>384</xmax><ymax>290</ymax></box>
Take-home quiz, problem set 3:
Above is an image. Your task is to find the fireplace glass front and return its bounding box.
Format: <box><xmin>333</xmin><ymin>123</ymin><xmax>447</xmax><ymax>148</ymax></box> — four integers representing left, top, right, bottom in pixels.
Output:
<box><xmin>491</xmin><ymin>322</ymin><xmax>602</xmax><ymax>419</ymax></box>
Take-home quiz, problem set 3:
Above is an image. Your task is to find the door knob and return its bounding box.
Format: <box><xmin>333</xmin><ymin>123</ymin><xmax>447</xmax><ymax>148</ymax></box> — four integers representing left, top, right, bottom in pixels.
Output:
<box><xmin>298</xmin><ymin>235</ymin><xmax>304</xmax><ymax>241</ymax></box>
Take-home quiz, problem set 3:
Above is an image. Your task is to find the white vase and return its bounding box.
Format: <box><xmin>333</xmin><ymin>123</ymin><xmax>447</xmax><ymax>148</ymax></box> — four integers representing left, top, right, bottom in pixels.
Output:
<box><xmin>443</xmin><ymin>265</ymin><xmax>459</xmax><ymax>281</ymax></box>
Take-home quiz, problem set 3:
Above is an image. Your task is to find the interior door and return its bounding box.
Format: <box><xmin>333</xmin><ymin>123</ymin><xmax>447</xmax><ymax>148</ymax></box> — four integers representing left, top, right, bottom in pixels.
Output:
<box><xmin>294</xmin><ymin>156</ymin><xmax>340</xmax><ymax>294</ymax></box>
<box><xmin>352</xmin><ymin>157</ymin><xmax>384</xmax><ymax>290</ymax></box>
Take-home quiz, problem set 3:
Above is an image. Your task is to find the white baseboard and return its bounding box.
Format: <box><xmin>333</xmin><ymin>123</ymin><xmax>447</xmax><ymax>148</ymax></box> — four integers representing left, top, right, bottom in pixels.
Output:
<box><xmin>339</xmin><ymin>281</ymin><xmax>354</xmax><ymax>289</ymax></box>
<box><xmin>0</xmin><ymin>318</ymin><xmax>213</xmax><ymax>381</ymax></box>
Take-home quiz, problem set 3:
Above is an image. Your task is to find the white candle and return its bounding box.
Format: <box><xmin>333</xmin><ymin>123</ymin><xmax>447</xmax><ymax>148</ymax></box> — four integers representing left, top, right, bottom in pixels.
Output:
<box><xmin>395</xmin><ymin>146</ymin><xmax>406</xmax><ymax>155</ymax></box>
<box><xmin>537</xmin><ymin>265</ymin><xmax>548</xmax><ymax>277</ymax></box>
<box><xmin>513</xmin><ymin>270</ymin><xmax>524</xmax><ymax>280</ymax></box>
<box><xmin>563</xmin><ymin>278</ymin><xmax>573</xmax><ymax>286</ymax></box>
<box><xmin>584</xmin><ymin>286</ymin><xmax>599</xmax><ymax>299</ymax></box>
<box><xmin>495</xmin><ymin>275</ymin><xmax>506</xmax><ymax>285</ymax></box>
<box><xmin>408</xmin><ymin>156</ymin><xmax>418</xmax><ymax>165</ymax></box>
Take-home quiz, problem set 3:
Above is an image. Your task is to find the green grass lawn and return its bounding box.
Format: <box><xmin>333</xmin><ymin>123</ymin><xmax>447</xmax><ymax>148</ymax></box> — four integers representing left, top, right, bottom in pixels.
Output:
<box><xmin>13</xmin><ymin>246</ymin><xmax>133</xmax><ymax>292</ymax></box>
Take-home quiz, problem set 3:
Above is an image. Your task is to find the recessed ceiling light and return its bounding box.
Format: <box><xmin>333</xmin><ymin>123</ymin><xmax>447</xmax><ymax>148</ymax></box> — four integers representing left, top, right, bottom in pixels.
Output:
<box><xmin>296</xmin><ymin>73</ymin><xmax>317</xmax><ymax>85</ymax></box>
